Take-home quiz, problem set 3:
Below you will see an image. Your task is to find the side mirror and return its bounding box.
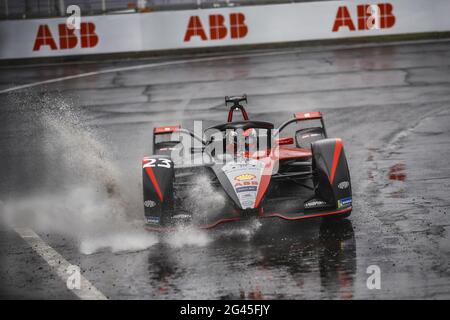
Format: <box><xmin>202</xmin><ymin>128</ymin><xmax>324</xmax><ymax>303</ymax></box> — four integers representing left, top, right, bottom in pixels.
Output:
<box><xmin>275</xmin><ymin>136</ymin><xmax>294</xmax><ymax>145</ymax></box>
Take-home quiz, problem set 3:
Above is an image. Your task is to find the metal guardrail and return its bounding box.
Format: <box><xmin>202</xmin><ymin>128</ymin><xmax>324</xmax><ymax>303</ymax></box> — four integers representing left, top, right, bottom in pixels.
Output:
<box><xmin>0</xmin><ymin>0</ymin><xmax>334</xmax><ymax>20</ymax></box>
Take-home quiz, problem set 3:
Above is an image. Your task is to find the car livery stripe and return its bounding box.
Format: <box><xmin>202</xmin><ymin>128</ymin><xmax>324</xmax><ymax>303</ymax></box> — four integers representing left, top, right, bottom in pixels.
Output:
<box><xmin>144</xmin><ymin>207</ymin><xmax>352</xmax><ymax>232</ymax></box>
<box><xmin>262</xmin><ymin>206</ymin><xmax>352</xmax><ymax>221</ymax></box>
<box><xmin>145</xmin><ymin>167</ymin><xmax>163</xmax><ymax>202</ymax></box>
<box><xmin>329</xmin><ymin>138</ymin><xmax>343</xmax><ymax>185</ymax></box>
<box><xmin>254</xmin><ymin>160</ymin><xmax>274</xmax><ymax>208</ymax></box>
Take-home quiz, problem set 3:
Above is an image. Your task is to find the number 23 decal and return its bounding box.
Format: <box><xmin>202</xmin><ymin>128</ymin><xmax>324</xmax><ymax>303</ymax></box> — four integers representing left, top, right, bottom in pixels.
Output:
<box><xmin>143</xmin><ymin>158</ymin><xmax>172</xmax><ymax>169</ymax></box>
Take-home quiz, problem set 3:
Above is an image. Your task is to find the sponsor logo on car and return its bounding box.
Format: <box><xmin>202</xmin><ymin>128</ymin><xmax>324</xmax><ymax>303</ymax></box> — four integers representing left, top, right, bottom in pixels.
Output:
<box><xmin>236</xmin><ymin>186</ymin><xmax>257</xmax><ymax>193</ymax></box>
<box><xmin>241</xmin><ymin>200</ymin><xmax>254</xmax><ymax>207</ymax></box>
<box><xmin>145</xmin><ymin>216</ymin><xmax>160</xmax><ymax>224</ymax></box>
<box><xmin>337</xmin><ymin>197</ymin><xmax>352</xmax><ymax>208</ymax></box>
<box><xmin>304</xmin><ymin>199</ymin><xmax>327</xmax><ymax>209</ymax></box>
<box><xmin>235</xmin><ymin>181</ymin><xmax>258</xmax><ymax>187</ymax></box>
<box><xmin>144</xmin><ymin>200</ymin><xmax>156</xmax><ymax>208</ymax></box>
<box><xmin>338</xmin><ymin>181</ymin><xmax>350</xmax><ymax>189</ymax></box>
<box><xmin>242</xmin><ymin>193</ymin><xmax>254</xmax><ymax>198</ymax></box>
<box><xmin>235</xmin><ymin>174</ymin><xmax>256</xmax><ymax>181</ymax></box>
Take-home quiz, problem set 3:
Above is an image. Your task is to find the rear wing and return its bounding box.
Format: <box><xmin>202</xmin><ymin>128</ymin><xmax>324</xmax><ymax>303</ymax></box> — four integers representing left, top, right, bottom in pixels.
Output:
<box><xmin>294</xmin><ymin>111</ymin><xmax>322</xmax><ymax>121</ymax></box>
<box><xmin>152</xmin><ymin>125</ymin><xmax>205</xmax><ymax>155</ymax></box>
<box><xmin>153</xmin><ymin>125</ymin><xmax>181</xmax><ymax>134</ymax></box>
<box><xmin>152</xmin><ymin>125</ymin><xmax>181</xmax><ymax>154</ymax></box>
<box><xmin>278</xmin><ymin>111</ymin><xmax>327</xmax><ymax>138</ymax></box>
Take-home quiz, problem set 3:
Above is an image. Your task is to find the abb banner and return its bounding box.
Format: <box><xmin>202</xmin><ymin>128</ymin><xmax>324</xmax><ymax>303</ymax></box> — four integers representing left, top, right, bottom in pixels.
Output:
<box><xmin>33</xmin><ymin>23</ymin><xmax>99</xmax><ymax>51</ymax></box>
<box><xmin>1</xmin><ymin>0</ymin><xmax>450</xmax><ymax>59</ymax></box>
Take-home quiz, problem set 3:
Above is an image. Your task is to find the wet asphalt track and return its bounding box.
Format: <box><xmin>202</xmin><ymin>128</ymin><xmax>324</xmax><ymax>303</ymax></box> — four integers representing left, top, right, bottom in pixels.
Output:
<box><xmin>0</xmin><ymin>39</ymin><xmax>450</xmax><ymax>299</ymax></box>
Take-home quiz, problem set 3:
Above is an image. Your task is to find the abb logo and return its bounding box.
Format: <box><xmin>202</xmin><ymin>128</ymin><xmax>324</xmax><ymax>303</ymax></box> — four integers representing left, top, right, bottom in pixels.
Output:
<box><xmin>184</xmin><ymin>13</ymin><xmax>248</xmax><ymax>42</ymax></box>
<box><xmin>332</xmin><ymin>3</ymin><xmax>395</xmax><ymax>32</ymax></box>
<box><xmin>33</xmin><ymin>22</ymin><xmax>99</xmax><ymax>51</ymax></box>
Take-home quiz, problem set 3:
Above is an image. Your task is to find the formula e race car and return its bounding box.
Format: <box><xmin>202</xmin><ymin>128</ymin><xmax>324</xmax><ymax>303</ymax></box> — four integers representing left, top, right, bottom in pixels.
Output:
<box><xmin>142</xmin><ymin>95</ymin><xmax>352</xmax><ymax>230</ymax></box>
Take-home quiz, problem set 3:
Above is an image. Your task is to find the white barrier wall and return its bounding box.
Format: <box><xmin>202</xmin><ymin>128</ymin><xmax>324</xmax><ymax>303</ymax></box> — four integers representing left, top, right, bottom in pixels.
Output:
<box><xmin>0</xmin><ymin>0</ymin><xmax>449</xmax><ymax>59</ymax></box>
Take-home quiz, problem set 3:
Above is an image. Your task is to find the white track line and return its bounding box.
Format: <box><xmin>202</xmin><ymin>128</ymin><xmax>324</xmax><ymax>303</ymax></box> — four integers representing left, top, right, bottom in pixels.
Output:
<box><xmin>14</xmin><ymin>227</ymin><xmax>107</xmax><ymax>300</ymax></box>
<box><xmin>2</xmin><ymin>38</ymin><xmax>448</xmax><ymax>95</ymax></box>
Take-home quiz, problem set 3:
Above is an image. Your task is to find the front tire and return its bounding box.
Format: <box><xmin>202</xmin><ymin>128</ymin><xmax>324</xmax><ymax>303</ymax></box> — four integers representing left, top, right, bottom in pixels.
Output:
<box><xmin>142</xmin><ymin>169</ymin><xmax>174</xmax><ymax>227</ymax></box>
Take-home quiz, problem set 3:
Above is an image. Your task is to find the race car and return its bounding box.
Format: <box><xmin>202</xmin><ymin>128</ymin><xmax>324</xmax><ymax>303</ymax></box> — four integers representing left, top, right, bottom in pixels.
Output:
<box><xmin>142</xmin><ymin>95</ymin><xmax>352</xmax><ymax>230</ymax></box>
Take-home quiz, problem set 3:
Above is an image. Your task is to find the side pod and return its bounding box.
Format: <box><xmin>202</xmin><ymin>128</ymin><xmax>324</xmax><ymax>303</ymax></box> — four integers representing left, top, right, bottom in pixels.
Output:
<box><xmin>142</xmin><ymin>155</ymin><xmax>175</xmax><ymax>225</ymax></box>
<box><xmin>311</xmin><ymin>138</ymin><xmax>352</xmax><ymax>210</ymax></box>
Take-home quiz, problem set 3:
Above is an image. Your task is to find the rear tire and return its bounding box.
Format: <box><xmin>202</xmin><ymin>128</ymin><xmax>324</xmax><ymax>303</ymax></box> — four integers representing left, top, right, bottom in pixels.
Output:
<box><xmin>311</xmin><ymin>138</ymin><xmax>352</xmax><ymax>219</ymax></box>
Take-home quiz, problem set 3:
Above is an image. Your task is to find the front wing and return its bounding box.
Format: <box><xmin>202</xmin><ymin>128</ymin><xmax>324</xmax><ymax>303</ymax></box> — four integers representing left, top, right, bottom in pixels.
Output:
<box><xmin>145</xmin><ymin>206</ymin><xmax>352</xmax><ymax>231</ymax></box>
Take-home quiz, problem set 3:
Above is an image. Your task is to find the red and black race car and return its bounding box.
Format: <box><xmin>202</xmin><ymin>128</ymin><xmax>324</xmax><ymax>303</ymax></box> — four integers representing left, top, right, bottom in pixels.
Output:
<box><xmin>142</xmin><ymin>95</ymin><xmax>352</xmax><ymax>230</ymax></box>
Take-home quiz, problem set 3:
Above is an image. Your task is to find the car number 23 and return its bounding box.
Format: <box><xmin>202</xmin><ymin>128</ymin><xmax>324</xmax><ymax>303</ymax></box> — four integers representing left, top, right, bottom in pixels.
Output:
<box><xmin>143</xmin><ymin>158</ymin><xmax>172</xmax><ymax>169</ymax></box>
